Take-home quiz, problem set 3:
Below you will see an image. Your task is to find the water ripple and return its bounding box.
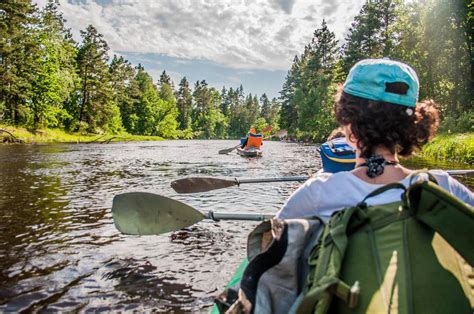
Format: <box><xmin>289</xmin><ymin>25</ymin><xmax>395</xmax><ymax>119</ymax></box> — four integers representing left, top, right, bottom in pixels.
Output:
<box><xmin>0</xmin><ymin>140</ymin><xmax>471</xmax><ymax>312</ymax></box>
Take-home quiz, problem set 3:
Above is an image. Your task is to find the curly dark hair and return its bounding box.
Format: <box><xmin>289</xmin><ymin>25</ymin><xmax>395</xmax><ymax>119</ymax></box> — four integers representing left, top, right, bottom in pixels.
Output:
<box><xmin>334</xmin><ymin>89</ymin><xmax>439</xmax><ymax>159</ymax></box>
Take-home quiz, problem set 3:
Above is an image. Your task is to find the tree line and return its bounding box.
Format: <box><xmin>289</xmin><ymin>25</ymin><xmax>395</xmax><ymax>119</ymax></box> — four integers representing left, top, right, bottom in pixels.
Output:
<box><xmin>280</xmin><ymin>0</ymin><xmax>473</xmax><ymax>142</ymax></box>
<box><xmin>0</xmin><ymin>0</ymin><xmax>279</xmax><ymax>139</ymax></box>
<box><xmin>1</xmin><ymin>0</ymin><xmax>472</xmax><ymax>142</ymax></box>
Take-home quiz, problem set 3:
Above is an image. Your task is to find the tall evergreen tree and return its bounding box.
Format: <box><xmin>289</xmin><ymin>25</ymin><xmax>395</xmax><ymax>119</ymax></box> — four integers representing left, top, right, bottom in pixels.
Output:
<box><xmin>279</xmin><ymin>56</ymin><xmax>301</xmax><ymax>132</ymax></box>
<box><xmin>30</xmin><ymin>0</ymin><xmax>79</xmax><ymax>129</ymax></box>
<box><xmin>76</xmin><ymin>25</ymin><xmax>121</xmax><ymax>132</ymax></box>
<box><xmin>156</xmin><ymin>77</ymin><xmax>179</xmax><ymax>138</ymax></box>
<box><xmin>192</xmin><ymin>80</ymin><xmax>227</xmax><ymax>138</ymax></box>
<box><xmin>176</xmin><ymin>77</ymin><xmax>193</xmax><ymax>130</ymax></box>
<box><xmin>297</xmin><ymin>20</ymin><xmax>338</xmax><ymax>136</ymax></box>
<box><xmin>109</xmin><ymin>55</ymin><xmax>136</xmax><ymax>132</ymax></box>
<box><xmin>341</xmin><ymin>0</ymin><xmax>401</xmax><ymax>75</ymax></box>
<box><xmin>0</xmin><ymin>0</ymin><xmax>38</xmax><ymax>124</ymax></box>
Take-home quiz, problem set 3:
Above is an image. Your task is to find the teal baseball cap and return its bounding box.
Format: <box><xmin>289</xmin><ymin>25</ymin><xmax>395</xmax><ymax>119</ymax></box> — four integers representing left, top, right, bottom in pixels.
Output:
<box><xmin>343</xmin><ymin>59</ymin><xmax>419</xmax><ymax>107</ymax></box>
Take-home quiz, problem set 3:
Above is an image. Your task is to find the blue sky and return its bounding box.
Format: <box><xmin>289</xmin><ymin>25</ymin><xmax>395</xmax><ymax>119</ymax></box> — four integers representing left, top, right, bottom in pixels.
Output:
<box><xmin>35</xmin><ymin>0</ymin><xmax>366</xmax><ymax>99</ymax></box>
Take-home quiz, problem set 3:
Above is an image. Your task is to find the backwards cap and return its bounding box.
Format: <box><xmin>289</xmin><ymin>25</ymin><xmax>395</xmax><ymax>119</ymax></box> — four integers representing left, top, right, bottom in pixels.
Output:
<box><xmin>343</xmin><ymin>59</ymin><xmax>419</xmax><ymax>107</ymax></box>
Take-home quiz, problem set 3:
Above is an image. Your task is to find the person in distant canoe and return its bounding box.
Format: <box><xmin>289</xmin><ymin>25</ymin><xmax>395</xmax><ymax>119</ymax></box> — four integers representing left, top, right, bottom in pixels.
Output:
<box><xmin>319</xmin><ymin>127</ymin><xmax>356</xmax><ymax>173</ymax></box>
<box><xmin>240</xmin><ymin>128</ymin><xmax>263</xmax><ymax>149</ymax></box>
<box><xmin>277</xmin><ymin>58</ymin><xmax>473</xmax><ymax>221</ymax></box>
<box><xmin>326</xmin><ymin>127</ymin><xmax>346</xmax><ymax>141</ymax></box>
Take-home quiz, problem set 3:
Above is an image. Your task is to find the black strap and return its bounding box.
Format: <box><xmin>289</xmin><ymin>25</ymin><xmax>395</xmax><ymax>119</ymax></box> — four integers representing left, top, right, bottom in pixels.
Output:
<box><xmin>356</xmin><ymin>155</ymin><xmax>399</xmax><ymax>178</ymax></box>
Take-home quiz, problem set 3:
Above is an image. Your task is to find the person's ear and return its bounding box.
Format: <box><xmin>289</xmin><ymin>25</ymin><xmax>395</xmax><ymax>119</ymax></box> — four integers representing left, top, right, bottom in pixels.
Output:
<box><xmin>344</xmin><ymin>124</ymin><xmax>357</xmax><ymax>148</ymax></box>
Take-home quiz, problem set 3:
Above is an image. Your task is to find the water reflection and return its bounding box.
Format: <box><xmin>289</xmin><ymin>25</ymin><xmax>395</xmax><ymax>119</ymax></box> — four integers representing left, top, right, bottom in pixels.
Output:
<box><xmin>0</xmin><ymin>141</ymin><xmax>471</xmax><ymax>312</ymax></box>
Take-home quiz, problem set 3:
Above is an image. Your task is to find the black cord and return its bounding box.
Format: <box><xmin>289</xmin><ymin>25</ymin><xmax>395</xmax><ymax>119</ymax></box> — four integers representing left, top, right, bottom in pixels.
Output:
<box><xmin>356</xmin><ymin>155</ymin><xmax>399</xmax><ymax>178</ymax></box>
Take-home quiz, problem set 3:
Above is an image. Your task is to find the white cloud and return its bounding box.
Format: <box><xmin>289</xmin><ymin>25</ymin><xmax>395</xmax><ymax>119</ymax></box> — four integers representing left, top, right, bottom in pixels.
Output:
<box><xmin>34</xmin><ymin>0</ymin><xmax>365</xmax><ymax>71</ymax></box>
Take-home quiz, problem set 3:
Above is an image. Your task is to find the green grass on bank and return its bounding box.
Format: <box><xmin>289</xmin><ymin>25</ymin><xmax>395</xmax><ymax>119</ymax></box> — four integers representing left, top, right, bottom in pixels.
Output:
<box><xmin>420</xmin><ymin>133</ymin><xmax>473</xmax><ymax>164</ymax></box>
<box><xmin>1</xmin><ymin>125</ymin><xmax>472</xmax><ymax>164</ymax></box>
<box><xmin>0</xmin><ymin>125</ymin><xmax>164</xmax><ymax>143</ymax></box>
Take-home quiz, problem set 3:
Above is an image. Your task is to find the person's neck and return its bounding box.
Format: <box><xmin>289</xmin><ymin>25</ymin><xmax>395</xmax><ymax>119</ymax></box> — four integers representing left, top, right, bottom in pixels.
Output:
<box><xmin>355</xmin><ymin>146</ymin><xmax>399</xmax><ymax>167</ymax></box>
<box><xmin>352</xmin><ymin>146</ymin><xmax>411</xmax><ymax>184</ymax></box>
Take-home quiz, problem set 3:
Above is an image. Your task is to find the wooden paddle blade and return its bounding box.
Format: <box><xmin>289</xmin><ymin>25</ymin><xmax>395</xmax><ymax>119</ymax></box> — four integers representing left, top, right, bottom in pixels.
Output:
<box><xmin>218</xmin><ymin>145</ymin><xmax>240</xmax><ymax>154</ymax></box>
<box><xmin>171</xmin><ymin>177</ymin><xmax>237</xmax><ymax>193</ymax></box>
<box><xmin>112</xmin><ymin>192</ymin><xmax>205</xmax><ymax>235</ymax></box>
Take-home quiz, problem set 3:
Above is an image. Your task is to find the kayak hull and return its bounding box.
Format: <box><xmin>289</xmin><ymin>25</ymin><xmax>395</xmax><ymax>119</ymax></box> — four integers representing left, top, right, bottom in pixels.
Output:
<box><xmin>237</xmin><ymin>147</ymin><xmax>262</xmax><ymax>157</ymax></box>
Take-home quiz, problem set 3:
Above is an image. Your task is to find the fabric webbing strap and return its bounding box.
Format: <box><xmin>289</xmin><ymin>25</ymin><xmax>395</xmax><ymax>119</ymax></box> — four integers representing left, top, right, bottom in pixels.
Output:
<box><xmin>296</xmin><ymin>206</ymin><xmax>361</xmax><ymax>313</ymax></box>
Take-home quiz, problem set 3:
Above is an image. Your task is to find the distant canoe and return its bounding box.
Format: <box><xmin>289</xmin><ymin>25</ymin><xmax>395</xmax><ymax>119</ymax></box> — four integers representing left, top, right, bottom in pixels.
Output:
<box><xmin>237</xmin><ymin>147</ymin><xmax>262</xmax><ymax>158</ymax></box>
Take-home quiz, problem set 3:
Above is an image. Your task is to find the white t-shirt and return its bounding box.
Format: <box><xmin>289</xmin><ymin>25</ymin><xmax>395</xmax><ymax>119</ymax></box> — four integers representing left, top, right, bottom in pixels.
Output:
<box><xmin>276</xmin><ymin>170</ymin><xmax>474</xmax><ymax>222</ymax></box>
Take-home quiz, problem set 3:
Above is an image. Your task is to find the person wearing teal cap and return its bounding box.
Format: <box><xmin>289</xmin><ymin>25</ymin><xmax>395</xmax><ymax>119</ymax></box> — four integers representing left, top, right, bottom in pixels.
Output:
<box><xmin>276</xmin><ymin>58</ymin><xmax>472</xmax><ymax>221</ymax></box>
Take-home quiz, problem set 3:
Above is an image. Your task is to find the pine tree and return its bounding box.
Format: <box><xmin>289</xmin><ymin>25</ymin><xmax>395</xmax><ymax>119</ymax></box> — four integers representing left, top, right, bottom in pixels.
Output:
<box><xmin>298</xmin><ymin>20</ymin><xmax>338</xmax><ymax>134</ymax></box>
<box><xmin>30</xmin><ymin>0</ymin><xmax>79</xmax><ymax>129</ymax></box>
<box><xmin>109</xmin><ymin>55</ymin><xmax>136</xmax><ymax>132</ymax></box>
<box><xmin>159</xmin><ymin>70</ymin><xmax>173</xmax><ymax>89</ymax></box>
<box><xmin>279</xmin><ymin>56</ymin><xmax>301</xmax><ymax>132</ymax></box>
<box><xmin>192</xmin><ymin>80</ymin><xmax>227</xmax><ymax>138</ymax></box>
<box><xmin>176</xmin><ymin>77</ymin><xmax>193</xmax><ymax>130</ymax></box>
<box><xmin>220</xmin><ymin>86</ymin><xmax>230</xmax><ymax>117</ymax></box>
<box><xmin>76</xmin><ymin>25</ymin><xmax>121</xmax><ymax>132</ymax></box>
<box><xmin>156</xmin><ymin>77</ymin><xmax>179</xmax><ymax>138</ymax></box>
<box><xmin>0</xmin><ymin>0</ymin><xmax>38</xmax><ymax>124</ymax></box>
<box><xmin>134</xmin><ymin>66</ymin><xmax>158</xmax><ymax>135</ymax></box>
<box><xmin>341</xmin><ymin>0</ymin><xmax>401</xmax><ymax>75</ymax></box>
<box><xmin>260</xmin><ymin>93</ymin><xmax>271</xmax><ymax>122</ymax></box>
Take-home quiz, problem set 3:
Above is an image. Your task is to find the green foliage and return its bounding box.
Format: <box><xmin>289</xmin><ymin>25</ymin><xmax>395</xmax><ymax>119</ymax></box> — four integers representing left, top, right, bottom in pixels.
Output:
<box><xmin>109</xmin><ymin>55</ymin><xmax>136</xmax><ymax>133</ymax></box>
<box><xmin>176</xmin><ymin>77</ymin><xmax>193</xmax><ymax>130</ymax></box>
<box><xmin>30</xmin><ymin>0</ymin><xmax>78</xmax><ymax>129</ymax></box>
<box><xmin>0</xmin><ymin>0</ymin><xmax>38</xmax><ymax>124</ymax></box>
<box><xmin>192</xmin><ymin>81</ymin><xmax>228</xmax><ymax>138</ymax></box>
<box><xmin>5</xmin><ymin>0</ymin><xmax>471</xmax><ymax>145</ymax></box>
<box><xmin>421</xmin><ymin>133</ymin><xmax>474</xmax><ymax>164</ymax></box>
<box><xmin>252</xmin><ymin>117</ymin><xmax>268</xmax><ymax>133</ymax></box>
<box><xmin>77</xmin><ymin>24</ymin><xmax>122</xmax><ymax>133</ymax></box>
<box><xmin>280</xmin><ymin>0</ymin><xmax>473</xmax><ymax>145</ymax></box>
<box><xmin>438</xmin><ymin>111</ymin><xmax>474</xmax><ymax>134</ymax></box>
<box><xmin>279</xmin><ymin>20</ymin><xmax>339</xmax><ymax>142</ymax></box>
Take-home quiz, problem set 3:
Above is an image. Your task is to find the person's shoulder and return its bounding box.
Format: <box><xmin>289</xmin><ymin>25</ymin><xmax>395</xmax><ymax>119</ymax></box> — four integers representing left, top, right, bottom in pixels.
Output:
<box><xmin>427</xmin><ymin>169</ymin><xmax>450</xmax><ymax>177</ymax></box>
<box><xmin>305</xmin><ymin>171</ymin><xmax>355</xmax><ymax>189</ymax></box>
<box><xmin>408</xmin><ymin>169</ymin><xmax>450</xmax><ymax>183</ymax></box>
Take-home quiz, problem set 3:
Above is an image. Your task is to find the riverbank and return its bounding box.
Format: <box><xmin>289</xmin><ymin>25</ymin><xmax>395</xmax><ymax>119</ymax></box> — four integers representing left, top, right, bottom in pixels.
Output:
<box><xmin>420</xmin><ymin>133</ymin><xmax>473</xmax><ymax>164</ymax></box>
<box><xmin>0</xmin><ymin>125</ymin><xmax>164</xmax><ymax>143</ymax></box>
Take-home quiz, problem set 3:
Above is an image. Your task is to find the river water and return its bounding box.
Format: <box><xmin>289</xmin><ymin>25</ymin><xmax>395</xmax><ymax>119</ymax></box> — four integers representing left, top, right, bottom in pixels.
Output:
<box><xmin>0</xmin><ymin>140</ymin><xmax>472</xmax><ymax>312</ymax></box>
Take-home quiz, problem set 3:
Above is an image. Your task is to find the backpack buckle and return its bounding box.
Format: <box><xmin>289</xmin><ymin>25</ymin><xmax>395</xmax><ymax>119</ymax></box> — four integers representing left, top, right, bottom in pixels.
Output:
<box><xmin>331</xmin><ymin>279</ymin><xmax>360</xmax><ymax>308</ymax></box>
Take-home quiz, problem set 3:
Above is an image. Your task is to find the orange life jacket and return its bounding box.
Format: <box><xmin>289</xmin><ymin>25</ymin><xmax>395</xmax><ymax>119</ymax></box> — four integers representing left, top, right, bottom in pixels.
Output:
<box><xmin>246</xmin><ymin>133</ymin><xmax>263</xmax><ymax>149</ymax></box>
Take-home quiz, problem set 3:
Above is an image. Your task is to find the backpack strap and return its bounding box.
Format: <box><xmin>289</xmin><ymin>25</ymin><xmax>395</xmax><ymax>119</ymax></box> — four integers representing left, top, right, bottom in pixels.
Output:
<box><xmin>295</xmin><ymin>206</ymin><xmax>363</xmax><ymax>314</ymax></box>
<box><xmin>406</xmin><ymin>180</ymin><xmax>474</xmax><ymax>265</ymax></box>
<box><xmin>408</xmin><ymin>169</ymin><xmax>438</xmax><ymax>185</ymax></box>
<box><xmin>295</xmin><ymin>183</ymin><xmax>409</xmax><ymax>314</ymax></box>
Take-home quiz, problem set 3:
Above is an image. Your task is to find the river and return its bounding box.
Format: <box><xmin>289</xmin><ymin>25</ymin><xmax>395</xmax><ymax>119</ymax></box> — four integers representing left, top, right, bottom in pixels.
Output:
<box><xmin>0</xmin><ymin>140</ymin><xmax>472</xmax><ymax>312</ymax></box>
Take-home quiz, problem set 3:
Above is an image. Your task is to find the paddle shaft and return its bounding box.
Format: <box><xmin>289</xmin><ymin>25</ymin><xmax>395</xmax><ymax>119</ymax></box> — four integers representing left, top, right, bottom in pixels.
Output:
<box><xmin>206</xmin><ymin>211</ymin><xmax>275</xmax><ymax>221</ymax></box>
<box><xmin>446</xmin><ymin>169</ymin><xmax>474</xmax><ymax>175</ymax></box>
<box><xmin>236</xmin><ymin>176</ymin><xmax>310</xmax><ymax>184</ymax></box>
<box><xmin>234</xmin><ymin>170</ymin><xmax>472</xmax><ymax>185</ymax></box>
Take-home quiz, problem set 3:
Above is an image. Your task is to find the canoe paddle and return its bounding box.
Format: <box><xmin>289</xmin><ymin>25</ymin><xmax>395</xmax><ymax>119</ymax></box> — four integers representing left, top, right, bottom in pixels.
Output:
<box><xmin>171</xmin><ymin>176</ymin><xmax>310</xmax><ymax>193</ymax></box>
<box><xmin>112</xmin><ymin>192</ymin><xmax>274</xmax><ymax>235</ymax></box>
<box><xmin>218</xmin><ymin>144</ymin><xmax>241</xmax><ymax>155</ymax></box>
<box><xmin>170</xmin><ymin>169</ymin><xmax>474</xmax><ymax>194</ymax></box>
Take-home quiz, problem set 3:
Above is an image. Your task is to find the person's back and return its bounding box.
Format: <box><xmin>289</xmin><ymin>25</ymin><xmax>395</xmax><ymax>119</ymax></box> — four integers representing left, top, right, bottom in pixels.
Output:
<box><xmin>276</xmin><ymin>58</ymin><xmax>473</xmax><ymax>313</ymax></box>
<box><xmin>278</xmin><ymin>58</ymin><xmax>473</xmax><ymax>220</ymax></box>
<box><xmin>246</xmin><ymin>132</ymin><xmax>263</xmax><ymax>149</ymax></box>
<box><xmin>277</xmin><ymin>169</ymin><xmax>472</xmax><ymax>221</ymax></box>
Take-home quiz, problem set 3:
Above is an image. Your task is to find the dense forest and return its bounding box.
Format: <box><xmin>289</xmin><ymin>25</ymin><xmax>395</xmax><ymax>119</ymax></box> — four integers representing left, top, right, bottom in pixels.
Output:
<box><xmin>280</xmin><ymin>0</ymin><xmax>473</xmax><ymax>141</ymax></box>
<box><xmin>1</xmin><ymin>0</ymin><xmax>472</xmax><ymax>141</ymax></box>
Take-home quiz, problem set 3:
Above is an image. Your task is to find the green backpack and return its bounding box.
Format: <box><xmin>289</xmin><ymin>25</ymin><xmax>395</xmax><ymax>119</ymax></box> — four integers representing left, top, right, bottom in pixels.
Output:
<box><xmin>295</xmin><ymin>177</ymin><xmax>474</xmax><ymax>314</ymax></box>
